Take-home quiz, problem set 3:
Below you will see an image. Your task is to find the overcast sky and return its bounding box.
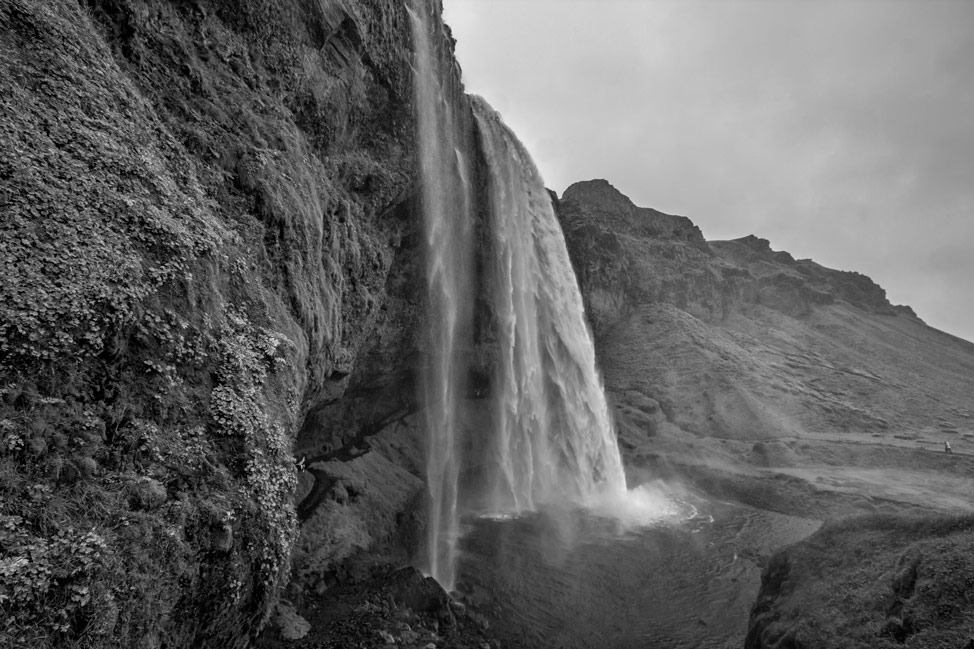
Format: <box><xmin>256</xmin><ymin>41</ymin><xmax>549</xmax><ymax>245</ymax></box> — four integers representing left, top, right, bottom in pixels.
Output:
<box><xmin>442</xmin><ymin>0</ymin><xmax>974</xmax><ymax>343</ymax></box>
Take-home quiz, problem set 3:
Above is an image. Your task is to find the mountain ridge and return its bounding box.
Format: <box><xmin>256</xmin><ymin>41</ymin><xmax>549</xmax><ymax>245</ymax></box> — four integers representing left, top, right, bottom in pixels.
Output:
<box><xmin>560</xmin><ymin>178</ymin><xmax>928</xmax><ymax>324</ymax></box>
<box><xmin>557</xmin><ymin>176</ymin><xmax>974</xmax><ymax>442</ymax></box>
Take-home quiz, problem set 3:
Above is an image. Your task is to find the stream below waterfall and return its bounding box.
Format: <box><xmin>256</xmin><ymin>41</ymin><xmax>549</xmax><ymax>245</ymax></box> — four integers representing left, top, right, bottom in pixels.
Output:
<box><xmin>456</xmin><ymin>491</ymin><xmax>819</xmax><ymax>649</ymax></box>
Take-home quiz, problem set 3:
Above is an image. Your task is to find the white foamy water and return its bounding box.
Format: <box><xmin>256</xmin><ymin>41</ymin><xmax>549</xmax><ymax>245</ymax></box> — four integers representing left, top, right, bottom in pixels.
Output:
<box><xmin>590</xmin><ymin>481</ymin><xmax>711</xmax><ymax>533</ymax></box>
<box><xmin>471</xmin><ymin>97</ymin><xmax>629</xmax><ymax>514</ymax></box>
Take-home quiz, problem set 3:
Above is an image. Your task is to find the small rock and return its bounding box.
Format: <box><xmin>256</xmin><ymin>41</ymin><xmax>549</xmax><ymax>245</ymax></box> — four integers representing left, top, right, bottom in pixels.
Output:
<box><xmin>211</xmin><ymin>523</ymin><xmax>233</xmax><ymax>553</ymax></box>
<box><xmin>74</xmin><ymin>455</ymin><xmax>98</xmax><ymax>478</ymax></box>
<box><xmin>423</xmin><ymin>644</ymin><xmax>437</xmax><ymax>649</ymax></box>
<box><xmin>386</xmin><ymin>568</ymin><xmax>450</xmax><ymax>614</ymax></box>
<box><xmin>467</xmin><ymin>611</ymin><xmax>490</xmax><ymax>631</ymax></box>
<box><xmin>401</xmin><ymin>628</ymin><xmax>420</xmax><ymax>644</ymax></box>
<box><xmin>27</xmin><ymin>436</ymin><xmax>47</xmax><ymax>457</ymax></box>
<box><xmin>331</xmin><ymin>481</ymin><xmax>349</xmax><ymax>505</ymax></box>
<box><xmin>879</xmin><ymin>617</ymin><xmax>906</xmax><ymax>642</ymax></box>
<box><xmin>274</xmin><ymin>601</ymin><xmax>310</xmax><ymax>640</ymax></box>
<box><xmin>128</xmin><ymin>478</ymin><xmax>167</xmax><ymax>510</ymax></box>
<box><xmin>377</xmin><ymin>629</ymin><xmax>396</xmax><ymax>645</ymax></box>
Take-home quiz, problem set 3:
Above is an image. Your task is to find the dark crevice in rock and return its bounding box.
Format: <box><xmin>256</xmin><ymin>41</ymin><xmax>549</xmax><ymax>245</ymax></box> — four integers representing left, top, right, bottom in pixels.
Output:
<box><xmin>295</xmin><ymin>406</ymin><xmax>413</xmax><ymax>523</ymax></box>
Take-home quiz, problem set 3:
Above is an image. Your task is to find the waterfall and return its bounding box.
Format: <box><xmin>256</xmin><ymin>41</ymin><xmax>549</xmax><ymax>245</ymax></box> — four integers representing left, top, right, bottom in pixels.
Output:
<box><xmin>471</xmin><ymin>97</ymin><xmax>628</xmax><ymax>513</ymax></box>
<box><xmin>409</xmin><ymin>1</ymin><xmax>633</xmax><ymax>589</ymax></box>
<box><xmin>408</xmin><ymin>1</ymin><xmax>473</xmax><ymax>590</ymax></box>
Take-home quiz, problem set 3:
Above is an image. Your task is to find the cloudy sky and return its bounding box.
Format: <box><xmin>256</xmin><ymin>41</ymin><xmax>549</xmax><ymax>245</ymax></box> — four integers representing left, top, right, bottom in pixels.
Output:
<box><xmin>442</xmin><ymin>0</ymin><xmax>974</xmax><ymax>343</ymax></box>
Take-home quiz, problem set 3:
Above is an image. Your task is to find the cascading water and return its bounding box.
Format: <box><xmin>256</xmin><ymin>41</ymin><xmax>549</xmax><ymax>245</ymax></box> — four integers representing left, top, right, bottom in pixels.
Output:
<box><xmin>471</xmin><ymin>97</ymin><xmax>628</xmax><ymax>513</ymax></box>
<box><xmin>407</xmin><ymin>1</ymin><xmax>473</xmax><ymax>590</ymax></box>
<box><xmin>409</xmin><ymin>2</ymin><xmax>645</xmax><ymax>590</ymax></box>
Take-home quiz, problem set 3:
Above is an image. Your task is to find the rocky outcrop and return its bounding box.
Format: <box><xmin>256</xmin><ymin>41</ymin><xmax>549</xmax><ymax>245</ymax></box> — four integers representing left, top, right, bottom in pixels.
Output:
<box><xmin>556</xmin><ymin>179</ymin><xmax>717</xmax><ymax>333</ymax></box>
<box><xmin>0</xmin><ymin>0</ymin><xmax>441</xmax><ymax>646</ymax></box>
<box><xmin>557</xmin><ymin>179</ymin><xmax>907</xmax><ymax>336</ymax></box>
<box><xmin>709</xmin><ymin>235</ymin><xmax>901</xmax><ymax>318</ymax></box>
<box><xmin>258</xmin><ymin>566</ymin><xmax>497</xmax><ymax>649</ymax></box>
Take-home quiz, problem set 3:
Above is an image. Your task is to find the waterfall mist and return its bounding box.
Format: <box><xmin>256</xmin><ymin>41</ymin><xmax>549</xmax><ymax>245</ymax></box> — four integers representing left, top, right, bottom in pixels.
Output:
<box><xmin>408</xmin><ymin>0</ymin><xmax>474</xmax><ymax>590</ymax></box>
<box><xmin>471</xmin><ymin>97</ymin><xmax>628</xmax><ymax>513</ymax></box>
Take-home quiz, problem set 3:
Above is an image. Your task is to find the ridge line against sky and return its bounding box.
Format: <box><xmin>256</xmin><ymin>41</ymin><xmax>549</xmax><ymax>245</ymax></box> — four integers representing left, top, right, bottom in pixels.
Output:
<box><xmin>442</xmin><ymin>0</ymin><xmax>974</xmax><ymax>343</ymax></box>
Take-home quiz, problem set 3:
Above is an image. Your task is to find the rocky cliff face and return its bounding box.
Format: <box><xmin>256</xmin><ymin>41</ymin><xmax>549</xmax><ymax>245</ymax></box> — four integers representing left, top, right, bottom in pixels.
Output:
<box><xmin>0</xmin><ymin>1</ymin><xmax>444</xmax><ymax>646</ymax></box>
<box><xmin>557</xmin><ymin>178</ymin><xmax>908</xmax><ymax>335</ymax></box>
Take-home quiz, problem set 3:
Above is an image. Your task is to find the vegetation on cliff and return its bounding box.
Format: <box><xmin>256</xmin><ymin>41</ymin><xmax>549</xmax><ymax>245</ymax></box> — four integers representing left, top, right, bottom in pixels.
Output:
<box><xmin>0</xmin><ymin>0</ymin><xmax>423</xmax><ymax>646</ymax></box>
<box><xmin>747</xmin><ymin>513</ymin><xmax>974</xmax><ymax>649</ymax></box>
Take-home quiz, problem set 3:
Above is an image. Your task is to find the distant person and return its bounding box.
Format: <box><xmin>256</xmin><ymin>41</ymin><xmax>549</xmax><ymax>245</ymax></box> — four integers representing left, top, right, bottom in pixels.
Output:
<box><xmin>944</xmin><ymin>440</ymin><xmax>953</xmax><ymax>454</ymax></box>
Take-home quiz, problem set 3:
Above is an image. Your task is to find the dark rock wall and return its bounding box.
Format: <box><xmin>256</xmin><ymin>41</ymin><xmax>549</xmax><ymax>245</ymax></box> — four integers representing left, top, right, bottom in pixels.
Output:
<box><xmin>0</xmin><ymin>0</ymin><xmax>451</xmax><ymax>646</ymax></box>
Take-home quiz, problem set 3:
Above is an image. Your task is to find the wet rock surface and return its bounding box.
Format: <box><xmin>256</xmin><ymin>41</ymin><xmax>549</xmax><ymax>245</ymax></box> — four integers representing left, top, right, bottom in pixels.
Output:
<box><xmin>258</xmin><ymin>566</ymin><xmax>499</xmax><ymax>649</ymax></box>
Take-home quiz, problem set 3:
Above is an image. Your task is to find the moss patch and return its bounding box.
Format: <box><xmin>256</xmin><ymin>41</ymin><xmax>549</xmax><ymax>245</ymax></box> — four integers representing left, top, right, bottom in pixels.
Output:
<box><xmin>1</xmin><ymin>0</ymin><xmax>419</xmax><ymax>646</ymax></box>
<box><xmin>746</xmin><ymin>513</ymin><xmax>974</xmax><ymax>649</ymax></box>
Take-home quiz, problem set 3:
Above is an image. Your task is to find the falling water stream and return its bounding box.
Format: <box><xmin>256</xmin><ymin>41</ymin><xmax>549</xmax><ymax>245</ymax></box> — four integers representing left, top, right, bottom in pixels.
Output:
<box><xmin>411</xmin><ymin>0</ymin><xmax>660</xmax><ymax>590</ymax></box>
<box><xmin>404</xmin><ymin>6</ymin><xmax>826</xmax><ymax>646</ymax></box>
<box><xmin>471</xmin><ymin>98</ymin><xmax>628</xmax><ymax>513</ymax></box>
<box><xmin>410</xmin><ymin>0</ymin><xmax>683</xmax><ymax>597</ymax></box>
<box><xmin>408</xmin><ymin>0</ymin><xmax>473</xmax><ymax>590</ymax></box>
